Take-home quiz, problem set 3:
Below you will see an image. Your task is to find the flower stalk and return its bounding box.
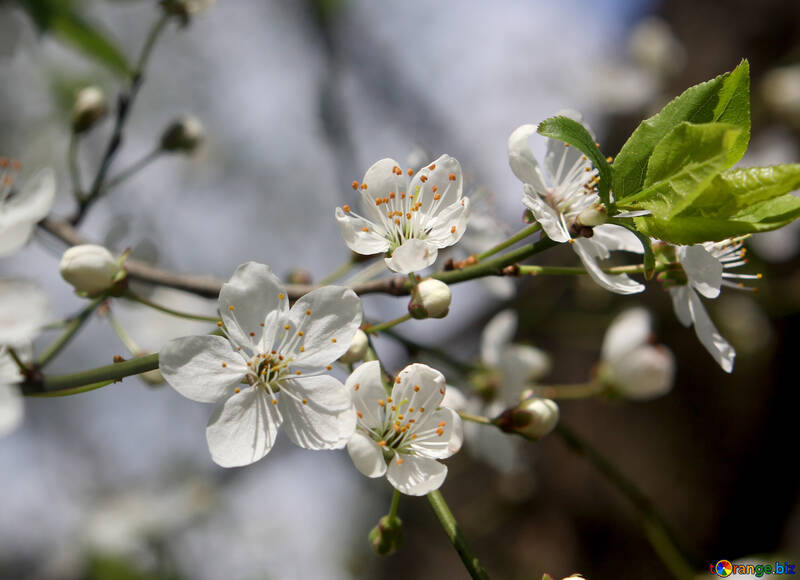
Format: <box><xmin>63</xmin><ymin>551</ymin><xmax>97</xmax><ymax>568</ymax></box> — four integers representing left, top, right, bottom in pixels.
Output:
<box><xmin>427</xmin><ymin>490</ymin><xmax>491</xmax><ymax>580</ymax></box>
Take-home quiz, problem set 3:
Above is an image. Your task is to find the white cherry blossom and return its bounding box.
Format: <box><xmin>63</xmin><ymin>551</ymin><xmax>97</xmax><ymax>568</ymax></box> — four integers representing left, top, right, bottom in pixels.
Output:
<box><xmin>508</xmin><ymin>120</ymin><xmax>644</xmax><ymax>295</ymax></box>
<box><xmin>599</xmin><ymin>308</ymin><xmax>675</xmax><ymax>400</ymax></box>
<box><xmin>0</xmin><ymin>162</ymin><xmax>56</xmax><ymax>257</ymax></box>
<box><xmin>345</xmin><ymin>361</ymin><xmax>463</xmax><ymax>496</ymax></box>
<box><xmin>336</xmin><ymin>155</ymin><xmax>470</xmax><ymax>273</ymax></box>
<box><xmin>668</xmin><ymin>239</ymin><xmax>756</xmax><ymax>373</ymax></box>
<box><xmin>160</xmin><ymin>262</ymin><xmax>362</xmax><ymax>467</ymax></box>
<box><xmin>0</xmin><ymin>278</ymin><xmax>51</xmax><ymax>347</ymax></box>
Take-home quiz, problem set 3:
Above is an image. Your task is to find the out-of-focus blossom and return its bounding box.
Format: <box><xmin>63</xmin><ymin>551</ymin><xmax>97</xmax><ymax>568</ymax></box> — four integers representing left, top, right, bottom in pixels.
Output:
<box><xmin>0</xmin><ymin>162</ymin><xmax>56</xmax><ymax>257</ymax></box>
<box><xmin>160</xmin><ymin>262</ymin><xmax>361</xmax><ymax>467</ymax></box>
<box><xmin>598</xmin><ymin>308</ymin><xmax>675</xmax><ymax>400</ymax></box>
<box><xmin>761</xmin><ymin>65</ymin><xmax>800</xmax><ymax>127</ymax></box>
<box><xmin>627</xmin><ymin>17</ymin><xmax>686</xmax><ymax>78</ymax></box>
<box><xmin>0</xmin><ymin>278</ymin><xmax>50</xmax><ymax>347</ymax></box>
<box><xmin>71</xmin><ymin>86</ymin><xmax>108</xmax><ymax>134</ymax></box>
<box><xmin>336</xmin><ymin>155</ymin><xmax>470</xmax><ymax>273</ymax></box>
<box><xmin>345</xmin><ymin>361</ymin><xmax>463</xmax><ymax>495</ymax></box>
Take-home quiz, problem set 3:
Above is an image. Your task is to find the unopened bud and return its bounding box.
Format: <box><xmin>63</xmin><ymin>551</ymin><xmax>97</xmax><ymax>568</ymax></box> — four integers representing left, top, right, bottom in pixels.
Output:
<box><xmin>160</xmin><ymin>0</ymin><xmax>215</xmax><ymax>19</ymax></box>
<box><xmin>497</xmin><ymin>397</ymin><xmax>559</xmax><ymax>440</ymax></box>
<box><xmin>562</xmin><ymin>575</ymin><xmax>587</xmax><ymax>580</ymax></box>
<box><xmin>577</xmin><ymin>205</ymin><xmax>607</xmax><ymax>227</ymax></box>
<box><xmin>71</xmin><ymin>86</ymin><xmax>107</xmax><ymax>133</ymax></box>
<box><xmin>160</xmin><ymin>116</ymin><xmax>205</xmax><ymax>153</ymax></box>
<box><xmin>368</xmin><ymin>515</ymin><xmax>403</xmax><ymax>556</ymax></box>
<box><xmin>522</xmin><ymin>209</ymin><xmax>536</xmax><ymax>224</ymax></box>
<box><xmin>286</xmin><ymin>268</ymin><xmax>312</xmax><ymax>285</ymax></box>
<box><xmin>408</xmin><ymin>279</ymin><xmax>451</xmax><ymax>319</ymax></box>
<box><xmin>59</xmin><ymin>244</ymin><xmax>126</xmax><ymax>295</ymax></box>
<box><xmin>339</xmin><ymin>329</ymin><xmax>369</xmax><ymax>364</ymax></box>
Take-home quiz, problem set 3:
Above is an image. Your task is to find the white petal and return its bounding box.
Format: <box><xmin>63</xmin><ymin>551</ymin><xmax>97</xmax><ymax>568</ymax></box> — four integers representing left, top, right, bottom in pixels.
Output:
<box><xmin>10</xmin><ymin>168</ymin><xmax>56</xmax><ymax>222</ymax></box>
<box><xmin>522</xmin><ymin>185</ymin><xmax>570</xmax><ymax>243</ymax></box>
<box><xmin>591</xmin><ymin>224</ymin><xmax>644</xmax><ymax>254</ymax></box>
<box><xmin>498</xmin><ymin>345</ymin><xmax>552</xmax><ymax>401</ymax></box>
<box><xmin>0</xmin><ymin>382</ymin><xmax>24</xmax><ymax>437</ymax></box>
<box><xmin>393</xmin><ymin>363</ymin><xmax>446</xmax><ymax>415</ymax></box>
<box><xmin>205</xmin><ymin>387</ymin><xmax>282</xmax><ymax>467</ymax></box>
<box><xmin>346</xmin><ymin>431</ymin><xmax>387</xmax><ymax>478</ymax></box>
<box><xmin>159</xmin><ymin>335</ymin><xmax>247</xmax><ymax>403</ymax></box>
<box><xmin>0</xmin><ymin>279</ymin><xmax>51</xmax><ymax>346</ymax></box>
<box><xmin>611</xmin><ymin>345</ymin><xmax>675</xmax><ymax>400</ymax></box>
<box><xmin>669</xmin><ymin>286</ymin><xmax>693</xmax><ymax>327</ymax></box>
<box><xmin>679</xmin><ymin>245</ymin><xmax>722</xmax><ymax>299</ymax></box>
<box><xmin>411</xmin><ymin>407</ymin><xmax>463</xmax><ymax>460</ymax></box>
<box><xmin>508</xmin><ymin>124</ymin><xmax>548</xmax><ymax>192</ymax></box>
<box><xmin>425</xmin><ymin>197</ymin><xmax>471</xmax><ymax>247</ymax></box>
<box><xmin>278</xmin><ymin>375</ymin><xmax>356</xmax><ymax>450</ymax></box>
<box><xmin>346</xmin><ymin>360</ymin><xmax>387</xmax><ymax>429</ymax></box>
<box><xmin>334</xmin><ymin>207</ymin><xmax>390</xmax><ymax>255</ymax></box>
<box><xmin>359</xmin><ymin>158</ymin><xmax>407</xmax><ymax>222</ymax></box>
<box><xmin>480</xmin><ymin>309</ymin><xmax>517</xmax><ymax>367</ymax></box>
<box><xmin>410</xmin><ymin>154</ymin><xmax>463</xmax><ymax>213</ymax></box>
<box><xmin>601</xmin><ymin>307</ymin><xmax>652</xmax><ymax>362</ymax></box>
<box><xmin>465</xmin><ymin>401</ymin><xmax>522</xmax><ymax>473</ymax></box>
<box><xmin>385</xmin><ymin>238</ymin><xmax>438</xmax><ymax>273</ymax></box>
<box><xmin>387</xmin><ymin>455</ymin><xmax>447</xmax><ymax>496</ymax></box>
<box><xmin>572</xmin><ymin>238</ymin><xmax>645</xmax><ymax>295</ymax></box>
<box><xmin>0</xmin><ymin>220</ymin><xmax>35</xmax><ymax>257</ymax></box>
<box><xmin>282</xmin><ymin>286</ymin><xmax>362</xmax><ymax>368</ymax></box>
<box><xmin>440</xmin><ymin>385</ymin><xmax>468</xmax><ymax>412</ymax></box>
<box><xmin>219</xmin><ymin>262</ymin><xmax>287</xmax><ymax>351</ymax></box>
<box><xmin>686</xmin><ymin>289</ymin><xmax>735</xmax><ymax>373</ymax></box>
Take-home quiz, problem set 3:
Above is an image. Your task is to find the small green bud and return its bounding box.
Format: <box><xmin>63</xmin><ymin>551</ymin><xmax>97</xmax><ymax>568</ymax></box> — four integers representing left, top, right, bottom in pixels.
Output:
<box><xmin>339</xmin><ymin>329</ymin><xmax>369</xmax><ymax>364</ymax></box>
<box><xmin>408</xmin><ymin>278</ymin><xmax>451</xmax><ymax>319</ymax></box>
<box><xmin>160</xmin><ymin>116</ymin><xmax>205</xmax><ymax>154</ymax></box>
<box><xmin>71</xmin><ymin>86</ymin><xmax>108</xmax><ymax>134</ymax></box>
<box><xmin>368</xmin><ymin>515</ymin><xmax>403</xmax><ymax>556</ymax></box>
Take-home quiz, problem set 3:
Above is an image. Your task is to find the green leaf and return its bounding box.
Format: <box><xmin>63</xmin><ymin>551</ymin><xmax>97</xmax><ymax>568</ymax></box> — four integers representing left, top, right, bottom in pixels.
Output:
<box><xmin>613</xmin><ymin>60</ymin><xmax>750</xmax><ymax>200</ymax></box>
<box><xmin>617</xmin><ymin>122</ymin><xmax>742</xmax><ymax>217</ymax></box>
<box><xmin>537</xmin><ymin>115</ymin><xmax>613</xmax><ymax>207</ymax></box>
<box><xmin>689</xmin><ymin>164</ymin><xmax>800</xmax><ymax>215</ymax></box>
<box><xmin>634</xmin><ymin>195</ymin><xmax>800</xmax><ymax>244</ymax></box>
<box><xmin>16</xmin><ymin>0</ymin><xmax>131</xmax><ymax>76</ymax></box>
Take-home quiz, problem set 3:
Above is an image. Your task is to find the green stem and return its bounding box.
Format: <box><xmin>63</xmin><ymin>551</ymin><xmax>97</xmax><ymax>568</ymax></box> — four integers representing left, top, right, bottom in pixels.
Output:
<box><xmin>27</xmin><ymin>380</ymin><xmax>115</xmax><ymax>398</ymax></box>
<box><xmin>22</xmin><ymin>353</ymin><xmax>159</xmax><ymax>396</ymax></box>
<box><xmin>458</xmin><ymin>411</ymin><xmax>493</xmax><ymax>426</ymax></box>
<box><xmin>366</xmin><ymin>313</ymin><xmax>412</xmax><ymax>334</ymax></box>
<box><xmin>68</xmin><ymin>132</ymin><xmax>84</xmax><ymax>199</ymax></box>
<box><xmin>427</xmin><ymin>490</ymin><xmax>491</xmax><ymax>580</ymax></box>
<box><xmin>36</xmin><ymin>297</ymin><xmax>105</xmax><ymax>368</ymax></box>
<box><xmin>388</xmin><ymin>489</ymin><xmax>401</xmax><ymax>522</ymax></box>
<box><xmin>124</xmin><ymin>290</ymin><xmax>220</xmax><ymax>323</ymax></box>
<box><xmin>555</xmin><ymin>423</ymin><xmax>699</xmax><ymax>580</ymax></box>
<box><xmin>476</xmin><ymin>223</ymin><xmax>541</xmax><ymax>260</ymax></box>
<box><xmin>103</xmin><ymin>148</ymin><xmax>162</xmax><ymax>191</ymax></box>
<box><xmin>5</xmin><ymin>347</ymin><xmax>27</xmax><ymax>374</ymax></box>
<box><xmin>317</xmin><ymin>259</ymin><xmax>356</xmax><ymax>286</ymax></box>
<box><xmin>107</xmin><ymin>309</ymin><xmax>143</xmax><ymax>355</ymax></box>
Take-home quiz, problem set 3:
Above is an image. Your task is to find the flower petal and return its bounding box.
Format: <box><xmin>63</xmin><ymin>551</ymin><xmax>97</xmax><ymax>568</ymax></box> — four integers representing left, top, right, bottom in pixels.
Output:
<box><xmin>679</xmin><ymin>245</ymin><xmax>722</xmax><ymax>299</ymax></box>
<box><xmin>410</xmin><ymin>154</ymin><xmax>463</xmax><ymax>213</ymax></box>
<box><xmin>686</xmin><ymin>288</ymin><xmax>735</xmax><ymax>373</ymax></box>
<box><xmin>425</xmin><ymin>197</ymin><xmax>471</xmax><ymax>248</ymax></box>
<box><xmin>669</xmin><ymin>286</ymin><xmax>693</xmax><ymax>327</ymax></box>
<box><xmin>411</xmin><ymin>407</ymin><xmax>463</xmax><ymax>460</ymax></box>
<box><xmin>219</xmin><ymin>262</ymin><xmax>287</xmax><ymax>351</ymax></box>
<box><xmin>465</xmin><ymin>400</ymin><xmax>522</xmax><ymax>473</ymax></box>
<box><xmin>498</xmin><ymin>344</ymin><xmax>551</xmax><ymax>401</ymax></box>
<box><xmin>522</xmin><ymin>185</ymin><xmax>570</xmax><ymax>242</ymax></box>
<box><xmin>359</xmin><ymin>158</ymin><xmax>407</xmax><ymax>222</ymax></box>
<box><xmin>278</xmin><ymin>375</ymin><xmax>356</xmax><ymax>450</ymax></box>
<box><xmin>0</xmin><ymin>220</ymin><xmax>35</xmax><ymax>257</ymax></box>
<box><xmin>334</xmin><ymin>207</ymin><xmax>390</xmax><ymax>255</ymax></box>
<box><xmin>601</xmin><ymin>307</ymin><xmax>652</xmax><ymax>362</ymax></box>
<box><xmin>0</xmin><ymin>279</ymin><xmax>51</xmax><ymax>346</ymax></box>
<box><xmin>346</xmin><ymin>360</ymin><xmax>386</xmax><ymax>429</ymax></box>
<box><xmin>508</xmin><ymin>124</ymin><xmax>548</xmax><ymax>193</ymax></box>
<box><xmin>281</xmin><ymin>286</ymin><xmax>362</xmax><ymax>368</ymax></box>
<box><xmin>591</xmin><ymin>224</ymin><xmax>644</xmax><ymax>254</ymax></box>
<box><xmin>480</xmin><ymin>309</ymin><xmax>517</xmax><ymax>367</ymax></box>
<box><xmin>6</xmin><ymin>168</ymin><xmax>57</xmax><ymax>222</ymax></box>
<box><xmin>0</xmin><ymin>382</ymin><xmax>24</xmax><ymax>437</ymax></box>
<box><xmin>160</xmin><ymin>335</ymin><xmax>247</xmax><ymax>403</ymax></box>
<box><xmin>206</xmin><ymin>387</ymin><xmax>281</xmax><ymax>467</ymax></box>
<box><xmin>387</xmin><ymin>455</ymin><xmax>447</xmax><ymax>496</ymax></box>
<box><xmin>385</xmin><ymin>238</ymin><xmax>438</xmax><ymax>273</ymax></box>
<box><xmin>393</xmin><ymin>363</ymin><xmax>446</xmax><ymax>417</ymax></box>
<box><xmin>347</xmin><ymin>431</ymin><xmax>387</xmax><ymax>478</ymax></box>
<box><xmin>611</xmin><ymin>345</ymin><xmax>675</xmax><ymax>400</ymax></box>
<box><xmin>572</xmin><ymin>238</ymin><xmax>645</xmax><ymax>295</ymax></box>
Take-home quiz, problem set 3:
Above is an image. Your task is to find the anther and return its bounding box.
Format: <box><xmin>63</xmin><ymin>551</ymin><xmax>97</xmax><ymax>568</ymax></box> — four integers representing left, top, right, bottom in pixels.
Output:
<box><xmin>228</xmin><ymin>305</ymin><xmax>235</xmax><ymax>311</ymax></box>
<box><xmin>331</xmin><ymin>338</ymin><xmax>337</xmax><ymax>343</ymax></box>
<box><xmin>216</xmin><ymin>321</ymin><xmax>223</xmax><ymax>327</ymax></box>
<box><xmin>279</xmin><ymin>293</ymin><xmax>285</xmax><ymax>300</ymax></box>
<box><xmin>302</xmin><ymin>399</ymin><xmax>307</xmax><ymax>405</ymax></box>
<box><xmin>221</xmin><ymin>362</ymin><xmax>227</xmax><ymax>368</ymax></box>
<box><xmin>361</xmin><ymin>227</ymin><xmax>369</xmax><ymax>232</ymax></box>
<box><xmin>361</xmin><ymin>183</ymin><xmax>368</xmax><ymax>190</ymax></box>
<box><xmin>298</xmin><ymin>331</ymin><xmax>304</xmax><ymax>336</ymax></box>
<box><xmin>299</xmin><ymin>346</ymin><xmax>305</xmax><ymax>352</ymax></box>
<box><xmin>413</xmin><ymin>385</ymin><xmax>419</xmax><ymax>392</ymax></box>
<box><xmin>305</xmin><ymin>309</ymin><xmax>311</xmax><ymax>315</ymax></box>
<box><xmin>433</xmin><ymin>193</ymin><xmax>441</xmax><ymax>201</ymax></box>
<box><xmin>407</xmin><ymin>168</ymin><xmax>414</xmax><ymax>176</ymax></box>
<box><xmin>354</xmin><ymin>383</ymin><xmax>360</xmax><ymax>390</ymax></box>
<box><xmin>284</xmin><ymin>324</ymin><xmax>290</xmax><ymax>330</ymax></box>
<box><xmin>378</xmin><ymin>440</ymin><xmax>387</xmax><ymax>446</ymax></box>
<box><xmin>451</xmin><ymin>225</ymin><xmax>456</xmax><ymax>234</ymax></box>
<box><xmin>343</xmin><ymin>204</ymin><xmax>351</xmax><ymax>212</ymax></box>
<box><xmin>420</xmin><ymin>175</ymin><xmax>428</xmax><ymax>183</ymax></box>
<box><xmin>249</xmin><ymin>332</ymin><xmax>255</xmax><ymax>337</ymax></box>
<box><xmin>296</xmin><ymin>370</ymin><xmax>302</xmax><ymax>375</ymax></box>
<box><xmin>448</xmin><ymin>173</ymin><xmax>456</xmax><ymax>181</ymax></box>
<box><xmin>235</xmin><ymin>387</ymin><xmax>240</xmax><ymax>393</ymax></box>
<box><xmin>272</xmin><ymin>399</ymin><xmax>278</xmax><ymax>405</ymax></box>
<box><xmin>352</xmin><ymin>181</ymin><xmax>359</xmax><ymax>190</ymax></box>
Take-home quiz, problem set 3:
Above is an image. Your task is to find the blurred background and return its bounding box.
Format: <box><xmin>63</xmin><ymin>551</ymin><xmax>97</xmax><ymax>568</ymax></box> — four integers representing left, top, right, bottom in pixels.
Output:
<box><xmin>1</xmin><ymin>0</ymin><xmax>799</xmax><ymax>578</ymax></box>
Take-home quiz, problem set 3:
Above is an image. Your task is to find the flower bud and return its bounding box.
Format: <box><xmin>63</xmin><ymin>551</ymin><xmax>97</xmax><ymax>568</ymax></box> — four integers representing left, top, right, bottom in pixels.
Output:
<box><xmin>339</xmin><ymin>329</ymin><xmax>369</xmax><ymax>364</ymax></box>
<box><xmin>160</xmin><ymin>0</ymin><xmax>215</xmax><ymax>19</ymax></box>
<box><xmin>562</xmin><ymin>575</ymin><xmax>587</xmax><ymax>580</ymax></box>
<box><xmin>408</xmin><ymin>279</ymin><xmax>451</xmax><ymax>319</ymax></box>
<box><xmin>497</xmin><ymin>397</ymin><xmax>559</xmax><ymax>440</ymax></box>
<box><xmin>160</xmin><ymin>116</ymin><xmax>205</xmax><ymax>154</ymax></box>
<box><xmin>577</xmin><ymin>205</ymin><xmax>607</xmax><ymax>227</ymax></box>
<box><xmin>285</xmin><ymin>268</ymin><xmax>312</xmax><ymax>285</ymax></box>
<box><xmin>71</xmin><ymin>86</ymin><xmax>108</xmax><ymax>134</ymax></box>
<box><xmin>368</xmin><ymin>515</ymin><xmax>403</xmax><ymax>556</ymax></box>
<box><xmin>601</xmin><ymin>345</ymin><xmax>675</xmax><ymax>401</ymax></box>
<box><xmin>59</xmin><ymin>244</ymin><xmax>125</xmax><ymax>295</ymax></box>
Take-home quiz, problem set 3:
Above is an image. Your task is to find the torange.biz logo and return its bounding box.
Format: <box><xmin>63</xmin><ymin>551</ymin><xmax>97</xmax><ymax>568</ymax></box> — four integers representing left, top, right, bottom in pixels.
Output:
<box><xmin>710</xmin><ymin>560</ymin><xmax>796</xmax><ymax>577</ymax></box>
